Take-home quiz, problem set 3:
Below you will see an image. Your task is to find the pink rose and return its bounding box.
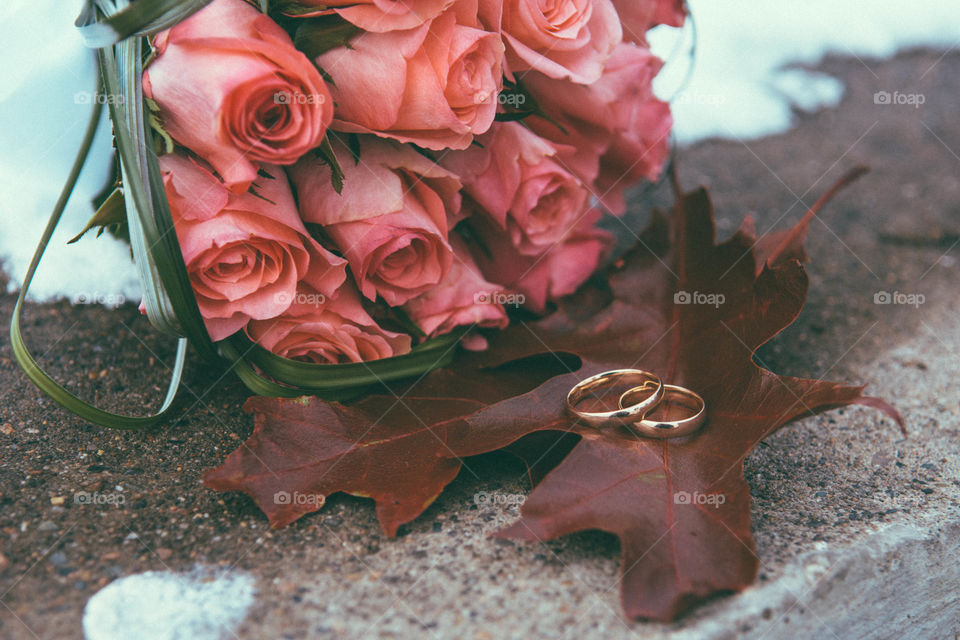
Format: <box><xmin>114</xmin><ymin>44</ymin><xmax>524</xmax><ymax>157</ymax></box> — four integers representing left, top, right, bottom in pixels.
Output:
<box><xmin>499</xmin><ymin>0</ymin><xmax>621</xmax><ymax>84</ymax></box>
<box><xmin>441</xmin><ymin>122</ymin><xmax>588</xmax><ymax>256</ymax></box>
<box><xmin>284</xmin><ymin>0</ymin><xmax>454</xmax><ymax>32</ymax></box>
<box><xmin>246</xmin><ymin>284</ymin><xmax>411</xmax><ymax>363</ymax></box>
<box><xmin>403</xmin><ymin>236</ymin><xmax>509</xmax><ymax>338</ymax></box>
<box><xmin>288</xmin><ymin>136</ymin><xmax>460</xmax><ymax>306</ymax></box>
<box><xmin>160</xmin><ymin>152</ymin><xmax>347</xmax><ymax>341</ymax></box>
<box><xmin>524</xmin><ymin>43</ymin><xmax>672</xmax><ymax>214</ymax></box>
<box><xmin>613</xmin><ymin>0</ymin><xmax>686</xmax><ymax>43</ymax></box>
<box><xmin>316</xmin><ymin>3</ymin><xmax>504</xmax><ymax>150</ymax></box>
<box><xmin>467</xmin><ymin>209</ymin><xmax>613</xmax><ymax>312</ymax></box>
<box><xmin>143</xmin><ymin>0</ymin><xmax>333</xmax><ymax>193</ymax></box>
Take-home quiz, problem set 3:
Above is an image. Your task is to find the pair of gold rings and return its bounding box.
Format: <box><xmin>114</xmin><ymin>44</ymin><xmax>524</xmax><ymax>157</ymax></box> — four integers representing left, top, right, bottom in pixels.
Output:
<box><xmin>565</xmin><ymin>369</ymin><xmax>706</xmax><ymax>438</ymax></box>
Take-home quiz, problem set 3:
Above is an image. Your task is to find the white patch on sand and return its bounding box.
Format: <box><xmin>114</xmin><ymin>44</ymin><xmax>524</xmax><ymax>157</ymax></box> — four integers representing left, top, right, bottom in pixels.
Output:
<box><xmin>82</xmin><ymin>566</ymin><xmax>256</xmax><ymax>640</ymax></box>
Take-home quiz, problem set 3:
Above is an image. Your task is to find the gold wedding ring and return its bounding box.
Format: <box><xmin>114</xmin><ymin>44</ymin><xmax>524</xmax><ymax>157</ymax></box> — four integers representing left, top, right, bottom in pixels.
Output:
<box><xmin>566</xmin><ymin>369</ymin><xmax>664</xmax><ymax>427</ymax></box>
<box><xmin>619</xmin><ymin>384</ymin><xmax>706</xmax><ymax>439</ymax></box>
<box><xmin>566</xmin><ymin>369</ymin><xmax>707</xmax><ymax>439</ymax></box>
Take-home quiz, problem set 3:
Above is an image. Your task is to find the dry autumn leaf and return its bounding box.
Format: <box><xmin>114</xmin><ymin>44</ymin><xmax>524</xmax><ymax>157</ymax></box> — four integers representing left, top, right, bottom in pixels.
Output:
<box><xmin>204</xmin><ymin>170</ymin><xmax>901</xmax><ymax>620</ymax></box>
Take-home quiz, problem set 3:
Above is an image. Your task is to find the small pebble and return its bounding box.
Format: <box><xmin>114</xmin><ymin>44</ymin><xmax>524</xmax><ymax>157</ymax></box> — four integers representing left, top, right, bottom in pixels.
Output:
<box><xmin>37</xmin><ymin>520</ymin><xmax>58</xmax><ymax>531</ymax></box>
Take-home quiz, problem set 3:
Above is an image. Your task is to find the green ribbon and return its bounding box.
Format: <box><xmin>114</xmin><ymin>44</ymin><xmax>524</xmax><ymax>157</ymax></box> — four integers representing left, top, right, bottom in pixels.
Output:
<box><xmin>9</xmin><ymin>85</ymin><xmax>188</xmax><ymax>430</ymax></box>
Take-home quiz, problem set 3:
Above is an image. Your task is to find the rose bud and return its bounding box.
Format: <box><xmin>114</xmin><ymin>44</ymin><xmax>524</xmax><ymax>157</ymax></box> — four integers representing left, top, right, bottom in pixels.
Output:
<box><xmin>289</xmin><ymin>136</ymin><xmax>460</xmax><ymax>306</ymax></box>
<box><xmin>524</xmin><ymin>43</ymin><xmax>672</xmax><ymax>214</ymax></box>
<box><xmin>499</xmin><ymin>0</ymin><xmax>621</xmax><ymax>84</ymax></box>
<box><xmin>159</xmin><ymin>152</ymin><xmax>346</xmax><ymax>342</ymax></box>
<box><xmin>315</xmin><ymin>2</ymin><xmax>504</xmax><ymax>150</ymax></box>
<box><xmin>403</xmin><ymin>236</ymin><xmax>509</xmax><ymax>340</ymax></box>
<box><xmin>281</xmin><ymin>0</ymin><xmax>454</xmax><ymax>32</ymax></box>
<box><xmin>441</xmin><ymin>122</ymin><xmax>589</xmax><ymax>256</ymax></box>
<box><xmin>468</xmin><ymin>208</ymin><xmax>613</xmax><ymax>313</ymax></box>
<box><xmin>143</xmin><ymin>0</ymin><xmax>334</xmax><ymax>193</ymax></box>
<box><xmin>246</xmin><ymin>284</ymin><xmax>411</xmax><ymax>363</ymax></box>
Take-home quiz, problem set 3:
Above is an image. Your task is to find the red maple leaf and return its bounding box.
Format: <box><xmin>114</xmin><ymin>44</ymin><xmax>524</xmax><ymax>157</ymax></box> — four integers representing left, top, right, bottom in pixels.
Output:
<box><xmin>203</xmin><ymin>171</ymin><xmax>901</xmax><ymax>620</ymax></box>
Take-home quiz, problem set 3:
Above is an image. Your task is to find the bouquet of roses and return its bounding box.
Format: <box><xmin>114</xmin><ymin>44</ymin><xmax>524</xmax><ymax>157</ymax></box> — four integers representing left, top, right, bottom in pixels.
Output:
<box><xmin>142</xmin><ymin>0</ymin><xmax>682</xmax><ymax>363</ymax></box>
<box><xmin>10</xmin><ymin>0</ymin><xmax>684</xmax><ymax>427</ymax></box>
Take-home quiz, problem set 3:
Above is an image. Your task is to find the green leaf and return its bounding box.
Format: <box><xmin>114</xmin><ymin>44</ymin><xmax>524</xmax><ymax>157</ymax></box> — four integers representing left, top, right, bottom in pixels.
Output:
<box><xmin>248</xmin><ymin>185</ymin><xmax>278</xmax><ymax>206</ymax></box>
<box><xmin>224</xmin><ymin>329</ymin><xmax>462</xmax><ymax>399</ymax></box>
<box><xmin>148</xmin><ymin>113</ymin><xmax>175</xmax><ymax>155</ymax></box>
<box><xmin>507</xmin><ymin>81</ymin><xmax>569</xmax><ymax>136</ymax></box>
<box><xmin>272</xmin><ymin>1</ymin><xmax>330</xmax><ymax>17</ymax></box>
<box><xmin>99</xmin><ymin>41</ymin><xmax>220</xmax><ymax>361</ymax></box>
<box><xmin>347</xmin><ymin>133</ymin><xmax>361</xmax><ymax>166</ymax></box>
<box><xmin>315</xmin><ymin>136</ymin><xmax>345</xmax><ymax>194</ymax></box>
<box><xmin>9</xmin><ymin>85</ymin><xmax>189</xmax><ymax>430</ymax></box>
<box><xmin>387</xmin><ymin>306</ymin><xmax>428</xmax><ymax>339</ymax></box>
<box><xmin>315</xmin><ymin>65</ymin><xmax>336</xmax><ymax>87</ymax></box>
<box><xmin>303</xmin><ymin>223</ymin><xmax>341</xmax><ymax>254</ymax></box>
<box><xmin>494</xmin><ymin>111</ymin><xmax>535</xmax><ymax>122</ymax></box>
<box><xmin>293</xmin><ymin>15</ymin><xmax>359</xmax><ymax>60</ymax></box>
<box><xmin>68</xmin><ymin>188</ymin><xmax>127</xmax><ymax>244</ymax></box>
<box><xmin>76</xmin><ymin>0</ymin><xmax>215</xmax><ymax>48</ymax></box>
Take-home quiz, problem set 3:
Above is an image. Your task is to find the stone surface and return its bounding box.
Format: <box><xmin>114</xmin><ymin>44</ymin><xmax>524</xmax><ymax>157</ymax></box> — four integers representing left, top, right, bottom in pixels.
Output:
<box><xmin>0</xmin><ymin>50</ymin><xmax>959</xmax><ymax>639</ymax></box>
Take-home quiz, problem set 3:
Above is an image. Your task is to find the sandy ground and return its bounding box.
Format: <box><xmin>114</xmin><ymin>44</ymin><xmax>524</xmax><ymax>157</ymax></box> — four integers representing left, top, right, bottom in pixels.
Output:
<box><xmin>1</xmin><ymin>50</ymin><xmax>959</xmax><ymax>639</ymax></box>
